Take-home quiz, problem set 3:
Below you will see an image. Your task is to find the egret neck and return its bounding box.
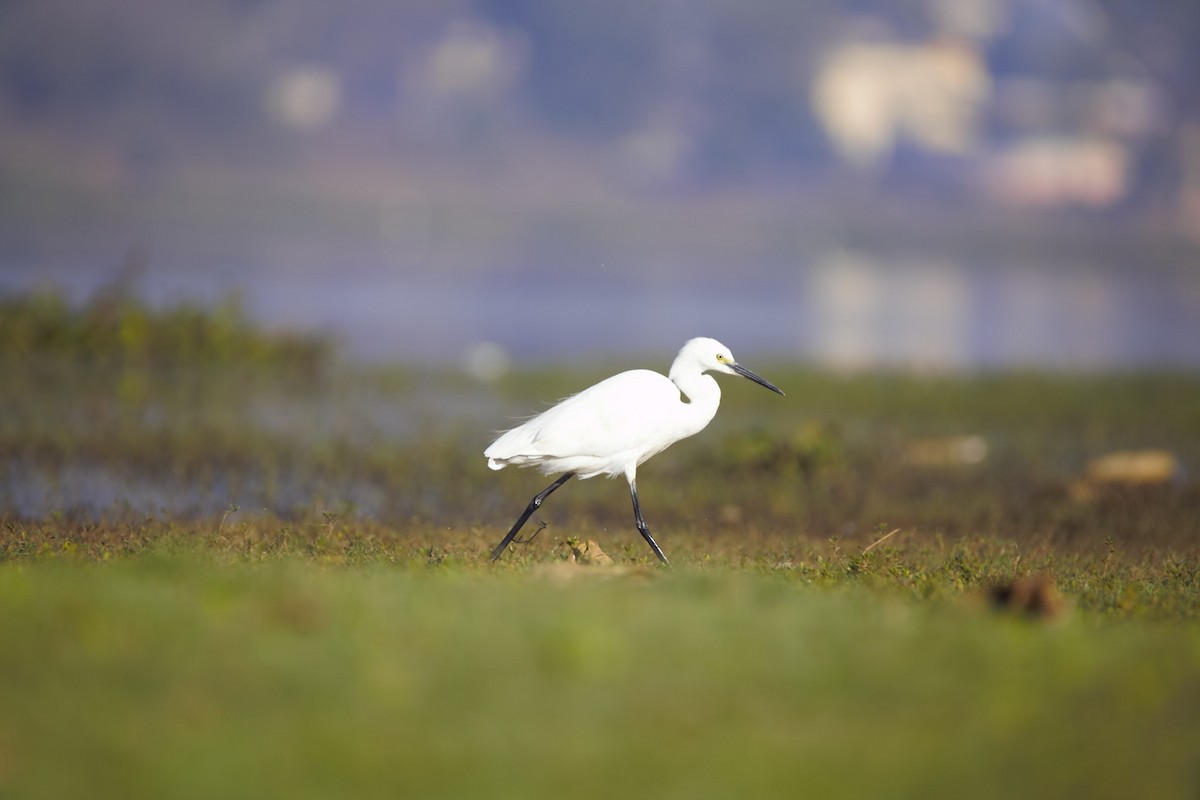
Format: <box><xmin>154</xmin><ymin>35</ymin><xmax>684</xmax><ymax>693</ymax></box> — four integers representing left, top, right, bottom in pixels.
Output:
<box><xmin>668</xmin><ymin>363</ymin><xmax>722</xmax><ymax>439</ymax></box>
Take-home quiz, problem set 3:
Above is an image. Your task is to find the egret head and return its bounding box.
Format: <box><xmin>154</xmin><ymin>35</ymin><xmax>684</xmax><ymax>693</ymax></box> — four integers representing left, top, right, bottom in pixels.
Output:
<box><xmin>678</xmin><ymin>337</ymin><xmax>785</xmax><ymax>396</ymax></box>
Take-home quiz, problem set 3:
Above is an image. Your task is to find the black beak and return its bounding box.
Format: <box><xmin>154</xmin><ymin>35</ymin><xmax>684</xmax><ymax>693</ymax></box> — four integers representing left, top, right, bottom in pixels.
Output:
<box><xmin>731</xmin><ymin>362</ymin><xmax>785</xmax><ymax>396</ymax></box>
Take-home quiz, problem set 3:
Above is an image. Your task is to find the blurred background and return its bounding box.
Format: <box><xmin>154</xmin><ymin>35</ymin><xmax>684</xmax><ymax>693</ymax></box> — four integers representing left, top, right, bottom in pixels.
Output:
<box><xmin>2</xmin><ymin>0</ymin><xmax>1198</xmax><ymax>370</ymax></box>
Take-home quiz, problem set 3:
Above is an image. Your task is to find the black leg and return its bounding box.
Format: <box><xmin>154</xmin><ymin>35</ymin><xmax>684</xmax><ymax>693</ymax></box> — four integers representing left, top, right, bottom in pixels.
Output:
<box><xmin>629</xmin><ymin>480</ymin><xmax>670</xmax><ymax>565</ymax></box>
<box><xmin>489</xmin><ymin>473</ymin><xmax>574</xmax><ymax>562</ymax></box>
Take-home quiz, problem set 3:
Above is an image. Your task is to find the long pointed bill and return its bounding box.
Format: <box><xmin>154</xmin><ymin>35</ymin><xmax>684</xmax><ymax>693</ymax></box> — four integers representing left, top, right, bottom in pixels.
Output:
<box><xmin>731</xmin><ymin>362</ymin><xmax>785</xmax><ymax>396</ymax></box>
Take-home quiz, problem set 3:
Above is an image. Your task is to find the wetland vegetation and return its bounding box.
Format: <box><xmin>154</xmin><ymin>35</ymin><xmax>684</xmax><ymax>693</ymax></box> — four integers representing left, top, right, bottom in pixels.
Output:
<box><xmin>2</xmin><ymin>287</ymin><xmax>1199</xmax><ymax>799</ymax></box>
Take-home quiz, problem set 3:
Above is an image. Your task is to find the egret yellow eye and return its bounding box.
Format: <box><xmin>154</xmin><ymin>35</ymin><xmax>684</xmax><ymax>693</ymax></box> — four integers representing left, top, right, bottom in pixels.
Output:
<box><xmin>716</xmin><ymin>354</ymin><xmax>726</xmax><ymax>363</ymax></box>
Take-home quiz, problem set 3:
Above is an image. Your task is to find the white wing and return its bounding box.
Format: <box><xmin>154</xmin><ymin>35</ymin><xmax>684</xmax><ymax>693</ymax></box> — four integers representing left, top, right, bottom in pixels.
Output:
<box><xmin>485</xmin><ymin>369</ymin><xmax>685</xmax><ymax>475</ymax></box>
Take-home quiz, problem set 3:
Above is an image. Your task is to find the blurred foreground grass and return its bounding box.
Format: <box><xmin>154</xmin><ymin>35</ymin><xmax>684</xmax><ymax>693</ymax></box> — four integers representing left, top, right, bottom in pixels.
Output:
<box><xmin>1</xmin><ymin>540</ymin><xmax>1198</xmax><ymax>800</ymax></box>
<box><xmin>2</xmin><ymin>287</ymin><xmax>1199</xmax><ymax>798</ymax></box>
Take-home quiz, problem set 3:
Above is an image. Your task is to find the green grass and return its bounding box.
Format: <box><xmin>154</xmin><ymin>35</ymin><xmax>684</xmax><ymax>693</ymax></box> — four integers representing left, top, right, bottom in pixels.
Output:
<box><xmin>1</xmin><ymin>541</ymin><xmax>1198</xmax><ymax>800</ymax></box>
<box><xmin>2</xmin><ymin>287</ymin><xmax>1199</xmax><ymax>798</ymax></box>
<box><xmin>0</xmin><ymin>282</ymin><xmax>329</xmax><ymax>369</ymax></box>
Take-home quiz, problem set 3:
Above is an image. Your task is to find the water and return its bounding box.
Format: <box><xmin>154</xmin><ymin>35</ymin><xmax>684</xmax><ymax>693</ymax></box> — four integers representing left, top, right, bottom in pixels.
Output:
<box><xmin>3</xmin><ymin>254</ymin><xmax>1198</xmax><ymax>369</ymax></box>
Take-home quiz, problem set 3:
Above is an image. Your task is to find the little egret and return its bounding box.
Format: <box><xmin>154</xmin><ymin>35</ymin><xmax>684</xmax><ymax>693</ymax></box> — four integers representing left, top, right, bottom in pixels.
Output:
<box><xmin>485</xmin><ymin>337</ymin><xmax>784</xmax><ymax>564</ymax></box>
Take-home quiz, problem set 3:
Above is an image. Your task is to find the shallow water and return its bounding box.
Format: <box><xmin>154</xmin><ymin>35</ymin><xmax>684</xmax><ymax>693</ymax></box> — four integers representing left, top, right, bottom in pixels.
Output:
<box><xmin>5</xmin><ymin>255</ymin><xmax>1199</xmax><ymax>369</ymax></box>
<box><xmin>0</xmin><ymin>461</ymin><xmax>397</xmax><ymax>521</ymax></box>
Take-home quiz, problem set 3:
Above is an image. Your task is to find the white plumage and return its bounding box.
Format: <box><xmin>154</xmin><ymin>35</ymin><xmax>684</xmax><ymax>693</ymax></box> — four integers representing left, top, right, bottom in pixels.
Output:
<box><xmin>486</xmin><ymin>337</ymin><xmax>784</xmax><ymax>564</ymax></box>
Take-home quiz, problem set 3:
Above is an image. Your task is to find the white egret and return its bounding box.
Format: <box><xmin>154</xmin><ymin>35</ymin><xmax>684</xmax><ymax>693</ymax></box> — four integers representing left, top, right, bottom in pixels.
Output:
<box><xmin>485</xmin><ymin>337</ymin><xmax>784</xmax><ymax>564</ymax></box>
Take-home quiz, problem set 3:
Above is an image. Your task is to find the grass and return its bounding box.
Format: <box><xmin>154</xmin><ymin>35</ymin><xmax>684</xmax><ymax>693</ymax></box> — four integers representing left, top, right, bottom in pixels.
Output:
<box><xmin>1</xmin><ymin>287</ymin><xmax>1199</xmax><ymax>798</ymax></box>
<box><xmin>2</xmin><ymin>516</ymin><xmax>1197</xmax><ymax>620</ymax></box>
<box><xmin>0</xmin><ymin>273</ymin><xmax>329</xmax><ymax>369</ymax></box>
<box><xmin>1</xmin><ymin>540</ymin><xmax>1198</xmax><ymax>800</ymax></box>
